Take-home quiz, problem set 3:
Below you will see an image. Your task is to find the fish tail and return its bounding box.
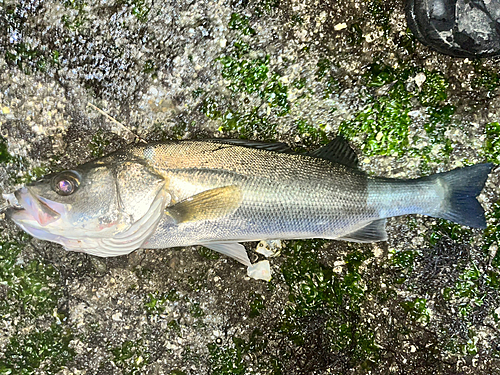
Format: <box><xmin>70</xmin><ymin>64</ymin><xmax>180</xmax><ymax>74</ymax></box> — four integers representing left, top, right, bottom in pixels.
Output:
<box><xmin>433</xmin><ymin>163</ymin><xmax>493</xmax><ymax>228</ymax></box>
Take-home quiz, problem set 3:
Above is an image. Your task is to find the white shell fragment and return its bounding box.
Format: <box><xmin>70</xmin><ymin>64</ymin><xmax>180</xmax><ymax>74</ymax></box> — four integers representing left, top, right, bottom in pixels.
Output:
<box><xmin>247</xmin><ymin>260</ymin><xmax>271</xmax><ymax>281</ymax></box>
<box><xmin>255</xmin><ymin>240</ymin><xmax>282</xmax><ymax>258</ymax></box>
<box><xmin>334</xmin><ymin>23</ymin><xmax>347</xmax><ymax>31</ymax></box>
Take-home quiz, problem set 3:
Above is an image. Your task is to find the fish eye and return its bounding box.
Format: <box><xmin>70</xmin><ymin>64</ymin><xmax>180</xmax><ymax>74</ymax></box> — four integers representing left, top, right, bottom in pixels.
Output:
<box><xmin>52</xmin><ymin>170</ymin><xmax>81</xmax><ymax>196</ymax></box>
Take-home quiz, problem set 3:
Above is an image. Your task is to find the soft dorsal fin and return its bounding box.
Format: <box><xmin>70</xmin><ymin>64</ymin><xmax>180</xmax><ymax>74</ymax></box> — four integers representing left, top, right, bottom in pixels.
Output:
<box><xmin>210</xmin><ymin>139</ymin><xmax>292</xmax><ymax>153</ymax></box>
<box><xmin>308</xmin><ymin>135</ymin><xmax>359</xmax><ymax>168</ymax></box>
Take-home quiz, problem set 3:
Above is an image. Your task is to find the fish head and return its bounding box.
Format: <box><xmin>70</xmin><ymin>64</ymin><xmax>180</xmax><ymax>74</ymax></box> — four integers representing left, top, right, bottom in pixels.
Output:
<box><xmin>4</xmin><ymin>158</ymin><xmax>168</xmax><ymax>256</ymax></box>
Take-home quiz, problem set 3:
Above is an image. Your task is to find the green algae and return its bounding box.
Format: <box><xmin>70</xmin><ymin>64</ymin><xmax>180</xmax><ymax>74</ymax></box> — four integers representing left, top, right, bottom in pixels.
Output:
<box><xmin>207</xmin><ymin>329</ymin><xmax>268</xmax><ymax>375</ymax></box>
<box><xmin>279</xmin><ymin>240</ymin><xmax>379</xmax><ymax>367</ymax></box>
<box><xmin>118</xmin><ymin>0</ymin><xmax>151</xmax><ymax>23</ymax></box>
<box><xmin>399</xmin><ymin>29</ymin><xmax>418</xmax><ymax>54</ymax></box>
<box><xmin>315</xmin><ymin>58</ymin><xmax>342</xmax><ymax>99</ymax></box>
<box><xmin>208</xmin><ymin>11</ymin><xmax>291</xmax><ymax>138</ymax></box>
<box><xmin>422</xmin><ymin>105</ymin><xmax>454</xmax><ymax>158</ymax></box>
<box><xmin>0</xmin><ymin>239</ymin><xmax>74</xmax><ymax>374</ymax></box>
<box><xmin>262</xmin><ymin>74</ymin><xmax>290</xmax><ymax>116</ymax></box>
<box><xmin>166</xmin><ymin>319</ymin><xmax>181</xmax><ymax>336</ymax></box>
<box><xmin>0</xmin><ymin>240</ymin><xmax>61</xmax><ymax>317</ymax></box>
<box><xmin>61</xmin><ymin>0</ymin><xmax>88</xmax><ymax>30</ymax></box>
<box><xmin>206</xmin><ymin>38</ymin><xmax>285</xmax><ymax>138</ymax></box>
<box><xmin>1</xmin><ymin>142</ymin><xmax>52</xmax><ymax>185</ymax></box>
<box><xmin>484</xmin><ymin>201</ymin><xmax>500</xmax><ymax>268</ymax></box>
<box><xmin>400</xmin><ymin>297</ymin><xmax>430</xmax><ymax>323</ymax></box>
<box><xmin>197</xmin><ymin>246</ymin><xmax>221</xmax><ymax>261</ymax></box>
<box><xmin>295</xmin><ymin>119</ymin><xmax>329</xmax><ymax>146</ymax></box>
<box><xmin>472</xmin><ymin>60</ymin><xmax>500</xmax><ymax>94</ymax></box>
<box><xmin>212</xmin><ymin>106</ymin><xmax>277</xmax><ymax>140</ymax></box>
<box><xmin>254</xmin><ymin>0</ymin><xmax>281</xmax><ymax>16</ymax></box>
<box><xmin>89</xmin><ymin>130</ymin><xmax>111</xmax><ymax>158</ymax></box>
<box><xmin>228</xmin><ymin>13</ymin><xmax>256</xmax><ymax>35</ymax></box>
<box><xmin>426</xmin><ymin>219</ymin><xmax>473</xmax><ymax>247</ymax></box>
<box><xmin>443</xmin><ymin>263</ymin><xmax>484</xmax><ymax>318</ymax></box>
<box><xmin>292</xmin><ymin>77</ymin><xmax>306</xmax><ymax>90</ymax></box>
<box><xmin>339</xmin><ymin>64</ymin><xmax>412</xmax><ymax>156</ymax></box>
<box><xmin>418</xmin><ymin>71</ymin><xmax>449</xmax><ymax>107</ymax></box>
<box><xmin>215</xmin><ymin>65</ymin><xmax>290</xmax><ymax>117</ymax></box>
<box><xmin>9</xmin><ymin>159</ymin><xmax>49</xmax><ymax>185</ymax></box>
<box><xmin>0</xmin><ymin>324</ymin><xmax>75</xmax><ymax>375</ymax></box>
<box><xmin>347</xmin><ymin>23</ymin><xmax>363</xmax><ymax>46</ymax></box>
<box><xmin>207</xmin><ymin>340</ymin><xmax>247</xmax><ymax>375</ymax></box>
<box><xmin>4</xmin><ymin>42</ymin><xmax>49</xmax><ymax>74</ymax></box>
<box><xmin>315</xmin><ymin>58</ymin><xmax>332</xmax><ymax>81</ymax></box>
<box><xmin>484</xmin><ymin>122</ymin><xmax>500</xmax><ymax>164</ymax></box>
<box><xmin>340</xmin><ymin>63</ymin><xmax>454</xmax><ymax>163</ymax></box>
<box><xmin>111</xmin><ymin>340</ymin><xmax>151</xmax><ymax>375</ymax></box>
<box><xmin>142</xmin><ymin>59</ymin><xmax>157</xmax><ymax>76</ymax></box>
<box><xmin>339</xmin><ymin>76</ymin><xmax>412</xmax><ymax>156</ymax></box>
<box><xmin>189</xmin><ymin>302</ymin><xmax>205</xmax><ymax>318</ymax></box>
<box><xmin>0</xmin><ymin>137</ymin><xmax>12</xmax><ymax>163</ymax></box>
<box><xmin>3</xmin><ymin>1</ymin><xmax>62</xmax><ymax>73</ymax></box>
<box><xmin>390</xmin><ymin>247</ymin><xmax>419</xmax><ymax>284</ymax></box>
<box><xmin>444</xmin><ymin>328</ymin><xmax>481</xmax><ymax>357</ymax></box>
<box><xmin>219</xmin><ymin>54</ymin><xmax>270</xmax><ymax>94</ymax></box>
<box><xmin>201</xmin><ymin>96</ymin><xmax>221</xmax><ymax>120</ymax></box>
<box><xmin>144</xmin><ymin>289</ymin><xmax>180</xmax><ymax>315</ymax></box>
<box><xmin>367</xmin><ymin>0</ymin><xmax>392</xmax><ymax>32</ymax></box>
<box><xmin>248</xmin><ymin>292</ymin><xmax>265</xmax><ymax>318</ymax></box>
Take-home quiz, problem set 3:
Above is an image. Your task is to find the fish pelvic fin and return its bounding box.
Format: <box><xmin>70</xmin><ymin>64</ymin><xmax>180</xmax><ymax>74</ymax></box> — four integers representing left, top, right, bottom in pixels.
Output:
<box><xmin>433</xmin><ymin>163</ymin><xmax>493</xmax><ymax>228</ymax></box>
<box><xmin>165</xmin><ymin>185</ymin><xmax>243</xmax><ymax>224</ymax></box>
<box><xmin>200</xmin><ymin>242</ymin><xmax>251</xmax><ymax>266</ymax></box>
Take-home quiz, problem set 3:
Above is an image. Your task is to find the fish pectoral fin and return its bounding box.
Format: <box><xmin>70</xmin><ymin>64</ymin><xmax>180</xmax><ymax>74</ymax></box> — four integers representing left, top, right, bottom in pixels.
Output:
<box><xmin>338</xmin><ymin>219</ymin><xmax>387</xmax><ymax>243</ymax></box>
<box><xmin>165</xmin><ymin>185</ymin><xmax>243</xmax><ymax>224</ymax></box>
<box><xmin>200</xmin><ymin>242</ymin><xmax>251</xmax><ymax>266</ymax></box>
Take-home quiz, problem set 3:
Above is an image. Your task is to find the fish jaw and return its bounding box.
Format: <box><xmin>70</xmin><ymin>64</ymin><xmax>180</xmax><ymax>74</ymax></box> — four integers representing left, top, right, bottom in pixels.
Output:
<box><xmin>2</xmin><ymin>187</ymin><xmax>125</xmax><ymax>253</ymax></box>
<box><xmin>3</xmin><ymin>187</ymin><xmax>70</xmax><ymax>245</ymax></box>
<box><xmin>3</xmin><ymin>188</ymin><xmax>65</xmax><ymax>227</ymax></box>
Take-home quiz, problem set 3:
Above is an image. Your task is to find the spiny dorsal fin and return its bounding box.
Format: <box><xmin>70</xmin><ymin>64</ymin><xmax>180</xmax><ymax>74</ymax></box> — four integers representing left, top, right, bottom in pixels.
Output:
<box><xmin>165</xmin><ymin>186</ymin><xmax>243</xmax><ymax>224</ymax></box>
<box><xmin>210</xmin><ymin>139</ymin><xmax>292</xmax><ymax>153</ymax></box>
<box><xmin>309</xmin><ymin>135</ymin><xmax>359</xmax><ymax>168</ymax></box>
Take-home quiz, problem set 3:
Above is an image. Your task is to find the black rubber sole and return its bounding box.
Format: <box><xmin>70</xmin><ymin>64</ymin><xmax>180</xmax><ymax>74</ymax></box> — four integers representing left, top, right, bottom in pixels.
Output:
<box><xmin>405</xmin><ymin>0</ymin><xmax>500</xmax><ymax>58</ymax></box>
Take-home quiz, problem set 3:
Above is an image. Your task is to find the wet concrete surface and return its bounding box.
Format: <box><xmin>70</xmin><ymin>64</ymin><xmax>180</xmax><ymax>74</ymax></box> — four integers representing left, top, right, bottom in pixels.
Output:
<box><xmin>0</xmin><ymin>0</ymin><xmax>499</xmax><ymax>374</ymax></box>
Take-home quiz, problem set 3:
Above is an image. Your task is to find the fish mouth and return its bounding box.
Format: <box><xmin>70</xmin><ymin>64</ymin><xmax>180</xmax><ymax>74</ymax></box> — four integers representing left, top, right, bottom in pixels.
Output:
<box><xmin>3</xmin><ymin>187</ymin><xmax>63</xmax><ymax>227</ymax></box>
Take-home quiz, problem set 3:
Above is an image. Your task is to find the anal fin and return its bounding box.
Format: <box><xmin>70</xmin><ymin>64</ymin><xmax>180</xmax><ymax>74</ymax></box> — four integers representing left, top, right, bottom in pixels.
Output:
<box><xmin>201</xmin><ymin>242</ymin><xmax>251</xmax><ymax>266</ymax></box>
<box><xmin>338</xmin><ymin>219</ymin><xmax>387</xmax><ymax>243</ymax></box>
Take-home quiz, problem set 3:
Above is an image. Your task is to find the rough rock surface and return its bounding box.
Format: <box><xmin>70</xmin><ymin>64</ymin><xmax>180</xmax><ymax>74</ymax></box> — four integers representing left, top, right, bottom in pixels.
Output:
<box><xmin>0</xmin><ymin>0</ymin><xmax>499</xmax><ymax>374</ymax></box>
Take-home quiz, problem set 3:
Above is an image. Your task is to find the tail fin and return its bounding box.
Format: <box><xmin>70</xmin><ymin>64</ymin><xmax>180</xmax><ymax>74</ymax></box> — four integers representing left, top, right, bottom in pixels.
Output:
<box><xmin>435</xmin><ymin>163</ymin><xmax>493</xmax><ymax>228</ymax></box>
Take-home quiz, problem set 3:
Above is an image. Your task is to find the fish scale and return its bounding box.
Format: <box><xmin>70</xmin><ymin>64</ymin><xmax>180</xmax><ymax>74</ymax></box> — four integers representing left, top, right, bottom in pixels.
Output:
<box><xmin>130</xmin><ymin>142</ymin><xmax>375</xmax><ymax>248</ymax></box>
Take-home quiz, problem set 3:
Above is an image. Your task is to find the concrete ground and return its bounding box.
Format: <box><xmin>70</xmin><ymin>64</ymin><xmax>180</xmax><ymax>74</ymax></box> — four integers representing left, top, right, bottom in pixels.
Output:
<box><xmin>0</xmin><ymin>0</ymin><xmax>499</xmax><ymax>373</ymax></box>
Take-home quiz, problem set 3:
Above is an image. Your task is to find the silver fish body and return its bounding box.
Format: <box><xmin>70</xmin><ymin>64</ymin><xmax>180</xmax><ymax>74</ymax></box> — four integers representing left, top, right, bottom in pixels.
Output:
<box><xmin>3</xmin><ymin>138</ymin><xmax>493</xmax><ymax>266</ymax></box>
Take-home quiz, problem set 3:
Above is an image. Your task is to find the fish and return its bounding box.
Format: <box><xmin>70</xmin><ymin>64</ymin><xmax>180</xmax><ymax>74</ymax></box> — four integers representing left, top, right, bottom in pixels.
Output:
<box><xmin>2</xmin><ymin>137</ymin><xmax>493</xmax><ymax>268</ymax></box>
